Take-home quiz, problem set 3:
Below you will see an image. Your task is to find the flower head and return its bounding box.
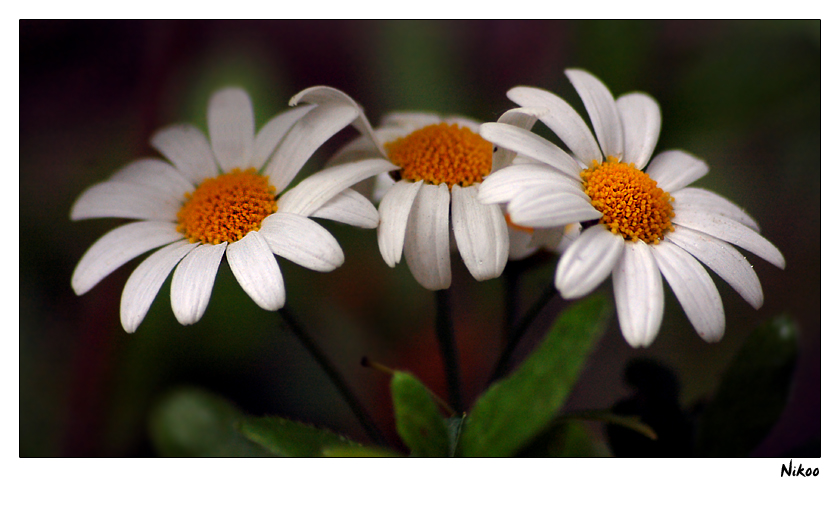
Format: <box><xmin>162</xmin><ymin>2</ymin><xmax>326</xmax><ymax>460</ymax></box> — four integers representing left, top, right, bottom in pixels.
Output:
<box><xmin>72</xmin><ymin>87</ymin><xmax>390</xmax><ymax>333</ymax></box>
<box><xmin>478</xmin><ymin>69</ymin><xmax>785</xmax><ymax>346</ymax></box>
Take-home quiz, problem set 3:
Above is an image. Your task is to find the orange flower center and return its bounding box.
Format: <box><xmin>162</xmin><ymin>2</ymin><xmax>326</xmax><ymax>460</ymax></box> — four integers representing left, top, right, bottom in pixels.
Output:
<box><xmin>176</xmin><ymin>168</ymin><xmax>277</xmax><ymax>244</ymax></box>
<box><xmin>581</xmin><ymin>157</ymin><xmax>674</xmax><ymax>244</ymax></box>
<box><xmin>384</xmin><ymin>122</ymin><xmax>493</xmax><ymax>188</ymax></box>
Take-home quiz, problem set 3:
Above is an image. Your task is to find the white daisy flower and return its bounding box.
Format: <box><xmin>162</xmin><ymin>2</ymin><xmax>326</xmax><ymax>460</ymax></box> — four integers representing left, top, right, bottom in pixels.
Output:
<box><xmin>329</xmin><ymin>106</ymin><xmax>562</xmax><ymax>290</ymax></box>
<box><xmin>71</xmin><ymin>86</ymin><xmax>392</xmax><ymax>333</ymax></box>
<box><xmin>478</xmin><ymin>69</ymin><xmax>785</xmax><ymax>347</ymax></box>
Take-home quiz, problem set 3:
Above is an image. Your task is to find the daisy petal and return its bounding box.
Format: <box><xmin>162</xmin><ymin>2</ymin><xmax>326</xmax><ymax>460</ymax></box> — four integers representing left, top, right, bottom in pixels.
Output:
<box><xmin>479</xmin><ymin>122</ymin><xmax>582</xmax><ymax>179</ymax></box>
<box><xmin>263</xmin><ymin>101</ymin><xmax>360</xmax><ymax>192</ymax></box>
<box><xmin>311</xmin><ymin>188</ymin><xmax>379</xmax><ymax>229</ymax></box>
<box><xmin>150</xmin><ymin>124</ymin><xmax>218</xmax><ymax>185</ymax></box>
<box><xmin>478</xmin><ymin>163</ymin><xmax>584</xmax><ymax>205</ymax></box>
<box><xmin>170</xmin><ymin>242</ymin><xmax>227</xmax><ymax>326</ymax></box>
<box><xmin>652</xmin><ymin>240</ymin><xmax>725</xmax><ymax>342</ymax></box>
<box><xmin>377</xmin><ymin>180</ymin><xmax>423</xmax><ymax>267</ymax></box>
<box><xmin>508</xmin><ymin>226</ymin><xmax>537</xmax><ymax>261</ymax></box>
<box><xmin>566</xmin><ymin>69</ymin><xmax>623</xmax><ymax>160</ymax></box>
<box><xmin>555</xmin><ymin>225</ymin><xmax>624</xmax><ymax>299</ymax></box>
<box><xmin>508</xmin><ymin>185</ymin><xmax>601</xmax><ymax>228</ymax></box>
<box><xmin>259</xmin><ymin>212</ymin><xmax>344</xmax><ymax>272</ymax></box>
<box><xmin>494</xmin><ymin>107</ymin><xmax>546</xmax><ymax>169</ymax></box>
<box><xmin>451</xmin><ymin>185</ymin><xmax>509</xmax><ymax>281</ymax></box>
<box><xmin>70</xmin><ymin>181</ymin><xmax>179</xmax><ymax>221</ymax></box>
<box><xmin>507</xmin><ymin>86</ymin><xmax>602</xmax><ymax>165</ymax></box>
<box><xmin>666</xmin><ymin>225</ymin><xmax>763</xmax><ymax>309</ymax></box>
<box><xmin>72</xmin><ymin>221</ymin><xmax>183</xmax><ymax>295</ymax></box>
<box><xmin>645</xmin><ymin>150</ymin><xmax>709</xmax><ymax>193</ymax></box>
<box><xmin>208</xmin><ymin>88</ymin><xmax>254</xmax><ymax>172</ymax></box>
<box><xmin>290</xmin><ymin>86</ymin><xmax>385</xmax><ymax>158</ymax></box>
<box><xmin>404</xmin><ymin>183</ymin><xmax>452</xmax><ymax>290</ymax></box>
<box><xmin>672</xmin><ymin>210</ymin><xmax>785</xmax><ymax>269</ymax></box>
<box><xmin>380</xmin><ymin>112</ymin><xmax>442</xmax><ymax>130</ymax></box>
<box><xmin>109</xmin><ymin>158</ymin><xmax>194</xmax><ymax>202</ymax></box>
<box><xmin>616</xmin><ymin>93</ymin><xmax>661</xmax><ymax>169</ymax></box>
<box><xmin>120</xmin><ymin>240</ymin><xmax>198</xmax><ymax>333</ymax></box>
<box><xmin>251</xmin><ymin>104</ymin><xmax>316</xmax><ymax>170</ymax></box>
<box><xmin>278</xmin><ymin>158</ymin><xmax>396</xmax><ymax>216</ymax></box>
<box><xmin>671</xmin><ymin>187</ymin><xmax>760</xmax><ymax>232</ymax></box>
<box><xmin>226</xmin><ymin>231</ymin><xmax>285</xmax><ymax>311</ymax></box>
<box><xmin>612</xmin><ymin>241</ymin><xmax>664</xmax><ymax>348</ymax></box>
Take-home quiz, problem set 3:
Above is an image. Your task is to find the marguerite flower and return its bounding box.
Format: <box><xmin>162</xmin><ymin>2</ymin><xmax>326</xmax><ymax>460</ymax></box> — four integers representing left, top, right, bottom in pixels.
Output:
<box><xmin>478</xmin><ymin>69</ymin><xmax>785</xmax><ymax>346</ymax></box>
<box><xmin>71</xmin><ymin>87</ymin><xmax>392</xmax><ymax>333</ymax></box>
<box><xmin>329</xmin><ymin>105</ymin><xmax>559</xmax><ymax>290</ymax></box>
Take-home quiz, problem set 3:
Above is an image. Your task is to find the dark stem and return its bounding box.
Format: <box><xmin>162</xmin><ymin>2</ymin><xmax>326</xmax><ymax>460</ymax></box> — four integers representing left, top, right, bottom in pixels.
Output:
<box><xmin>278</xmin><ymin>308</ymin><xmax>386</xmax><ymax>447</ymax></box>
<box><xmin>489</xmin><ymin>283</ymin><xmax>557</xmax><ymax>384</ymax></box>
<box><xmin>434</xmin><ymin>289</ymin><xmax>463</xmax><ymax>413</ymax></box>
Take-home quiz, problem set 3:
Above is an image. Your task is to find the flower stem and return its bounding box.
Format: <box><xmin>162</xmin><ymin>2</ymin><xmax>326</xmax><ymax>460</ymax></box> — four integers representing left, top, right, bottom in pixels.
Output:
<box><xmin>435</xmin><ymin>289</ymin><xmax>463</xmax><ymax>413</ymax></box>
<box><xmin>278</xmin><ymin>308</ymin><xmax>386</xmax><ymax>447</ymax></box>
<box><xmin>489</xmin><ymin>283</ymin><xmax>557</xmax><ymax>384</ymax></box>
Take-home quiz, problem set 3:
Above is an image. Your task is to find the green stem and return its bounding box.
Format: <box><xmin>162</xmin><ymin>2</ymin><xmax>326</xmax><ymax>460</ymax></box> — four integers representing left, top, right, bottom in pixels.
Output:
<box><xmin>435</xmin><ymin>289</ymin><xmax>463</xmax><ymax>413</ymax></box>
<box><xmin>489</xmin><ymin>283</ymin><xmax>557</xmax><ymax>384</ymax></box>
<box><xmin>278</xmin><ymin>308</ymin><xmax>387</xmax><ymax>447</ymax></box>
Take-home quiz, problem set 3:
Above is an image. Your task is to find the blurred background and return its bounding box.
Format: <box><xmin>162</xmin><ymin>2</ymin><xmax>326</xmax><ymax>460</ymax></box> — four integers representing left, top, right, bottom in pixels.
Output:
<box><xmin>20</xmin><ymin>20</ymin><xmax>819</xmax><ymax>457</ymax></box>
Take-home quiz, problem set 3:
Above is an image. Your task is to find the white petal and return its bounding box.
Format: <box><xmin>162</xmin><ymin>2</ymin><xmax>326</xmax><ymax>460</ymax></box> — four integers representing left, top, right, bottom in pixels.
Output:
<box><xmin>278</xmin><ymin>158</ymin><xmax>396</xmax><ymax>217</ymax></box>
<box><xmin>290</xmin><ymin>86</ymin><xmax>385</xmax><ymax>157</ymax></box>
<box><xmin>555</xmin><ymin>225</ymin><xmax>624</xmax><ymax>299</ymax></box>
<box><xmin>672</xmin><ymin>210</ymin><xmax>784</xmax><ymax>268</ymax></box>
<box><xmin>671</xmin><ymin>187</ymin><xmax>760</xmax><ymax>232</ymax></box>
<box><xmin>377</xmin><ymin>180</ymin><xmax>423</xmax><ymax>267</ymax></box>
<box><xmin>226</xmin><ymin>231</ymin><xmax>285</xmax><ymax>311</ymax></box>
<box><xmin>508</xmin><ymin>226</ymin><xmax>537</xmax><ymax>261</ymax></box>
<box><xmin>645</xmin><ymin>150</ymin><xmax>709</xmax><ymax>193</ymax></box>
<box><xmin>507</xmin><ymin>186</ymin><xmax>601</xmax><ymax>228</ymax></box>
<box><xmin>310</xmin><ymin>188</ymin><xmax>379</xmax><ymax>229</ymax></box>
<box><xmin>150</xmin><ymin>124</ymin><xmax>218</xmax><ymax>185</ymax></box>
<box><xmin>372</xmin><ymin>172</ymin><xmax>397</xmax><ymax>203</ymax></box>
<box><xmin>612</xmin><ymin>241</ymin><xmax>664</xmax><ymax>348</ymax></box>
<box><xmin>108</xmin><ymin>158</ymin><xmax>194</xmax><ymax>202</ymax></box>
<box><xmin>259</xmin><ymin>212</ymin><xmax>344</xmax><ymax>272</ymax></box>
<box><xmin>251</xmin><ymin>104</ymin><xmax>316</xmax><ymax>170</ymax></box>
<box><xmin>120</xmin><ymin>240</ymin><xmax>198</xmax><ymax>333</ymax></box>
<box><xmin>616</xmin><ymin>93</ymin><xmax>661</xmax><ymax>169</ymax></box>
<box><xmin>442</xmin><ymin>115</ymin><xmax>482</xmax><ymax>132</ymax></box>
<box><xmin>451</xmin><ymin>185</ymin><xmax>509</xmax><ymax>281</ymax></box>
<box><xmin>70</xmin><ymin>181</ymin><xmax>179</xmax><ymax>221</ymax></box>
<box><xmin>507</xmin><ymin>86</ymin><xmax>602</xmax><ymax>165</ymax></box>
<box><xmin>652</xmin><ymin>240</ymin><xmax>725</xmax><ymax>342</ymax></box>
<box><xmin>263</xmin><ymin>101</ymin><xmax>360</xmax><ymax>192</ymax></box>
<box><xmin>208</xmin><ymin>88</ymin><xmax>254</xmax><ymax>172</ymax></box>
<box><xmin>565</xmin><ymin>69</ymin><xmax>623</xmax><ymax>160</ymax></box>
<box><xmin>477</xmin><ymin>163</ymin><xmax>584</xmax><ymax>205</ymax></box>
<box><xmin>666</xmin><ymin>225</ymin><xmax>763</xmax><ymax>309</ymax></box>
<box><xmin>324</xmin><ymin>131</ymin><xmax>381</xmax><ymax>168</ymax></box>
<box><xmin>493</xmin><ymin>107</ymin><xmax>546</xmax><ymax>169</ymax></box>
<box><xmin>380</xmin><ymin>111</ymin><xmax>442</xmax><ymax>130</ymax></box>
<box><xmin>72</xmin><ymin>221</ymin><xmax>183</xmax><ymax>295</ymax></box>
<box><xmin>479</xmin><ymin>122</ymin><xmax>582</xmax><ymax>179</ymax></box>
<box><xmin>170</xmin><ymin>242</ymin><xmax>227</xmax><ymax>326</ymax></box>
<box><xmin>404</xmin><ymin>183</ymin><xmax>452</xmax><ymax>290</ymax></box>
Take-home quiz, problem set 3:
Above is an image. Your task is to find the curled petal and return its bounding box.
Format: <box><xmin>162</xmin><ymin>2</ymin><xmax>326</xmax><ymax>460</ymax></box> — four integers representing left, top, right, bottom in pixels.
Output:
<box><xmin>479</xmin><ymin>122</ymin><xmax>581</xmax><ymax>179</ymax></box>
<box><xmin>555</xmin><ymin>225</ymin><xmax>624</xmax><ymax>299</ymax></box>
<box><xmin>612</xmin><ymin>241</ymin><xmax>664</xmax><ymax>348</ymax></box>
<box><xmin>493</xmin><ymin>107</ymin><xmax>546</xmax><ymax>169</ymax></box>
<box><xmin>403</xmin><ymin>183</ymin><xmax>452</xmax><ymax>290</ymax></box>
<box><xmin>251</xmin><ymin>104</ymin><xmax>316</xmax><ymax>170</ymax></box>
<box><xmin>451</xmin><ymin>185</ymin><xmax>509</xmax><ymax>281</ymax></box>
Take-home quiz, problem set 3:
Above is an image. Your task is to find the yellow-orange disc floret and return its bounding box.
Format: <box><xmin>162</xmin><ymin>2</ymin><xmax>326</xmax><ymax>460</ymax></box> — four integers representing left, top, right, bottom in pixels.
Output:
<box><xmin>385</xmin><ymin>123</ymin><xmax>493</xmax><ymax>188</ymax></box>
<box><xmin>581</xmin><ymin>157</ymin><xmax>674</xmax><ymax>244</ymax></box>
<box><xmin>177</xmin><ymin>168</ymin><xmax>277</xmax><ymax>245</ymax></box>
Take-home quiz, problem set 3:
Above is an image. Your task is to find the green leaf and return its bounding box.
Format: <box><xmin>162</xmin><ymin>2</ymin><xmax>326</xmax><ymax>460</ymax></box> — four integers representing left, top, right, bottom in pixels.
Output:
<box><xmin>517</xmin><ymin>420</ymin><xmax>611</xmax><ymax>457</ymax></box>
<box><xmin>239</xmin><ymin>416</ymin><xmax>361</xmax><ymax>457</ymax></box>
<box><xmin>696</xmin><ymin>315</ymin><xmax>799</xmax><ymax>457</ymax></box>
<box><xmin>446</xmin><ymin>414</ymin><xmax>466</xmax><ymax>457</ymax></box>
<box><xmin>457</xmin><ymin>294</ymin><xmax>612</xmax><ymax>457</ymax></box>
<box><xmin>391</xmin><ymin>371</ymin><xmax>451</xmax><ymax>457</ymax></box>
<box><xmin>323</xmin><ymin>446</ymin><xmax>405</xmax><ymax>457</ymax></box>
<box><xmin>148</xmin><ymin>387</ymin><xmax>273</xmax><ymax>457</ymax></box>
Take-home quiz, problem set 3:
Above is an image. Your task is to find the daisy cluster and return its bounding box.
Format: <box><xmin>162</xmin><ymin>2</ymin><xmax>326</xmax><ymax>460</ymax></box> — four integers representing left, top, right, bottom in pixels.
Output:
<box><xmin>71</xmin><ymin>70</ymin><xmax>783</xmax><ymax>346</ymax></box>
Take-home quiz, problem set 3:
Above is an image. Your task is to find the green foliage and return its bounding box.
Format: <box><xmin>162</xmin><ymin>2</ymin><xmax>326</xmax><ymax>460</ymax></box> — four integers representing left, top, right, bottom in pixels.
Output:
<box><xmin>456</xmin><ymin>294</ymin><xmax>612</xmax><ymax>457</ymax></box>
<box><xmin>391</xmin><ymin>371</ymin><xmax>451</xmax><ymax>457</ymax></box>
<box><xmin>148</xmin><ymin>387</ymin><xmax>273</xmax><ymax>457</ymax></box>
<box><xmin>517</xmin><ymin>419</ymin><xmax>611</xmax><ymax>457</ymax></box>
<box><xmin>696</xmin><ymin>315</ymin><xmax>799</xmax><ymax>457</ymax></box>
<box><xmin>239</xmin><ymin>416</ymin><xmax>362</xmax><ymax>457</ymax></box>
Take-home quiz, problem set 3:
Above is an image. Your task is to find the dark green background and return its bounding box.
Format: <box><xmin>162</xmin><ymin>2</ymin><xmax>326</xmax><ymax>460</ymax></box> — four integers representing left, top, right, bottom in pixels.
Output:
<box><xmin>20</xmin><ymin>20</ymin><xmax>819</xmax><ymax>456</ymax></box>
